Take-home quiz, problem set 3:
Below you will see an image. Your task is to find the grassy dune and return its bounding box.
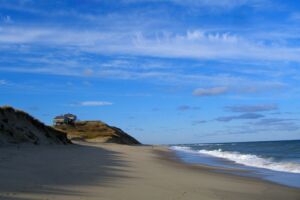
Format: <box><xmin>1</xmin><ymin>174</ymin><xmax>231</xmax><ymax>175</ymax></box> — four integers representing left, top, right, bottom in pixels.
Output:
<box><xmin>55</xmin><ymin>120</ymin><xmax>141</xmax><ymax>145</ymax></box>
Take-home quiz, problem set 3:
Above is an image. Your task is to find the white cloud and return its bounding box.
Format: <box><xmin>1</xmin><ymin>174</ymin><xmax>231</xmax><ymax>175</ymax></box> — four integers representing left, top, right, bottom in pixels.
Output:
<box><xmin>216</xmin><ymin>113</ymin><xmax>265</xmax><ymax>122</ymax></box>
<box><xmin>79</xmin><ymin>101</ymin><xmax>113</xmax><ymax>106</ymax></box>
<box><xmin>131</xmin><ymin>31</ymin><xmax>300</xmax><ymax>61</ymax></box>
<box><xmin>123</xmin><ymin>0</ymin><xmax>268</xmax><ymax>9</ymax></box>
<box><xmin>0</xmin><ymin>79</ymin><xmax>7</xmax><ymax>85</ymax></box>
<box><xmin>193</xmin><ymin>86</ymin><xmax>228</xmax><ymax>97</ymax></box>
<box><xmin>1</xmin><ymin>15</ymin><xmax>13</xmax><ymax>23</ymax></box>
<box><xmin>83</xmin><ymin>69</ymin><xmax>94</xmax><ymax>76</ymax></box>
<box><xmin>290</xmin><ymin>13</ymin><xmax>300</xmax><ymax>21</ymax></box>
<box><xmin>225</xmin><ymin>104</ymin><xmax>278</xmax><ymax>113</ymax></box>
<box><xmin>69</xmin><ymin>101</ymin><xmax>113</xmax><ymax>107</ymax></box>
<box><xmin>192</xmin><ymin>82</ymin><xmax>284</xmax><ymax>97</ymax></box>
<box><xmin>180</xmin><ymin>0</ymin><xmax>264</xmax><ymax>7</ymax></box>
<box><xmin>0</xmin><ymin>65</ymin><xmax>288</xmax><ymax>97</ymax></box>
<box><xmin>1</xmin><ymin>27</ymin><xmax>300</xmax><ymax>62</ymax></box>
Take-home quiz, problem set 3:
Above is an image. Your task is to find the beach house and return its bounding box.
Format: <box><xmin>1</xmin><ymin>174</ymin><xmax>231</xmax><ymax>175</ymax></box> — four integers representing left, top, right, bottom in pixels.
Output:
<box><xmin>53</xmin><ymin>113</ymin><xmax>77</xmax><ymax>125</ymax></box>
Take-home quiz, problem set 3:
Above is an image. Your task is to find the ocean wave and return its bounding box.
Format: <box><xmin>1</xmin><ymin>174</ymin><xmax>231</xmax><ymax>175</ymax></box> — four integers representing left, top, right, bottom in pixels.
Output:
<box><xmin>171</xmin><ymin>146</ymin><xmax>194</xmax><ymax>152</ymax></box>
<box><xmin>171</xmin><ymin>146</ymin><xmax>300</xmax><ymax>174</ymax></box>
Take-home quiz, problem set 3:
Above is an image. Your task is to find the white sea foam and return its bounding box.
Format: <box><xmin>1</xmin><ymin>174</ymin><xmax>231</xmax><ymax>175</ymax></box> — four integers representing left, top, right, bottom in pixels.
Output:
<box><xmin>171</xmin><ymin>146</ymin><xmax>193</xmax><ymax>152</ymax></box>
<box><xmin>171</xmin><ymin>146</ymin><xmax>300</xmax><ymax>174</ymax></box>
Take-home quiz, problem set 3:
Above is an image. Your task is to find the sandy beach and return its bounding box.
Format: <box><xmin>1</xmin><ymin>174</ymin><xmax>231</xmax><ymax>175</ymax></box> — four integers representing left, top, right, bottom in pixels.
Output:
<box><xmin>0</xmin><ymin>142</ymin><xmax>299</xmax><ymax>200</ymax></box>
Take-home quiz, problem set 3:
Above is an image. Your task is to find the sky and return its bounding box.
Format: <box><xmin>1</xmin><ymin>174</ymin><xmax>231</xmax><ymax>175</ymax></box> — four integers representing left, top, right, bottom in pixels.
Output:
<box><xmin>0</xmin><ymin>0</ymin><xmax>300</xmax><ymax>144</ymax></box>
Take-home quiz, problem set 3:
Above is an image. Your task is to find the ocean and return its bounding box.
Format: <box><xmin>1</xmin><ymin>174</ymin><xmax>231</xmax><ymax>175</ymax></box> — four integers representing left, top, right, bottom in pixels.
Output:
<box><xmin>170</xmin><ymin>140</ymin><xmax>300</xmax><ymax>188</ymax></box>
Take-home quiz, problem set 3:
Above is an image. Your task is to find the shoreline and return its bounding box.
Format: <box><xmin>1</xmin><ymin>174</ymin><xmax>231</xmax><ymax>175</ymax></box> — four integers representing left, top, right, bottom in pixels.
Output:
<box><xmin>0</xmin><ymin>142</ymin><xmax>299</xmax><ymax>200</ymax></box>
<box><xmin>162</xmin><ymin>146</ymin><xmax>300</xmax><ymax>189</ymax></box>
<box><xmin>169</xmin><ymin>145</ymin><xmax>300</xmax><ymax>189</ymax></box>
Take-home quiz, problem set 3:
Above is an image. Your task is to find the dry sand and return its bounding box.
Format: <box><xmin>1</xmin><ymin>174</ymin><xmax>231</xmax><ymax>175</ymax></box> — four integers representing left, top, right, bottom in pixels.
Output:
<box><xmin>0</xmin><ymin>142</ymin><xmax>299</xmax><ymax>200</ymax></box>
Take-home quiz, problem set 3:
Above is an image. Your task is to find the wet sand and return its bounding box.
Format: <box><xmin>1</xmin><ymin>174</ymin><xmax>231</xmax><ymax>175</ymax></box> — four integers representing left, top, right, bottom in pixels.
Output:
<box><xmin>0</xmin><ymin>142</ymin><xmax>299</xmax><ymax>200</ymax></box>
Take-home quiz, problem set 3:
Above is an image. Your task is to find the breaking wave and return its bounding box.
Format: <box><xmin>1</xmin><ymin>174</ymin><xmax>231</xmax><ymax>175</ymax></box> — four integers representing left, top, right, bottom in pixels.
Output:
<box><xmin>171</xmin><ymin>146</ymin><xmax>300</xmax><ymax>174</ymax></box>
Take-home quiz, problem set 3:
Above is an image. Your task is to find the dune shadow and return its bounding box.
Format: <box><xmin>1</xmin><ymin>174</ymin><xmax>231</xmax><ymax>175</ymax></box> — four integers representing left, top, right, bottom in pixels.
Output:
<box><xmin>0</xmin><ymin>143</ymin><xmax>133</xmax><ymax>199</ymax></box>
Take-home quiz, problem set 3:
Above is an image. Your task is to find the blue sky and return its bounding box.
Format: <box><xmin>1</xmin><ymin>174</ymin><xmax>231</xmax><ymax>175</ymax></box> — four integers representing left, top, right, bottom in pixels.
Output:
<box><xmin>1</xmin><ymin>0</ymin><xmax>300</xmax><ymax>144</ymax></box>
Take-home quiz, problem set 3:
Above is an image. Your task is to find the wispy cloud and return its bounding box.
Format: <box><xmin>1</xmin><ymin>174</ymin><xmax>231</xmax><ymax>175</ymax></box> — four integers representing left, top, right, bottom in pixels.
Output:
<box><xmin>290</xmin><ymin>13</ymin><xmax>300</xmax><ymax>21</ymax></box>
<box><xmin>192</xmin><ymin>120</ymin><xmax>207</xmax><ymax>125</ymax></box>
<box><xmin>130</xmin><ymin>30</ymin><xmax>300</xmax><ymax>62</ymax></box>
<box><xmin>214</xmin><ymin>117</ymin><xmax>300</xmax><ymax>135</ymax></box>
<box><xmin>1</xmin><ymin>15</ymin><xmax>13</xmax><ymax>23</ymax></box>
<box><xmin>192</xmin><ymin>81</ymin><xmax>286</xmax><ymax>97</ymax></box>
<box><xmin>225</xmin><ymin>104</ymin><xmax>278</xmax><ymax>113</ymax></box>
<box><xmin>0</xmin><ymin>79</ymin><xmax>7</xmax><ymax>85</ymax></box>
<box><xmin>216</xmin><ymin>113</ymin><xmax>265</xmax><ymax>122</ymax></box>
<box><xmin>72</xmin><ymin>101</ymin><xmax>113</xmax><ymax>107</ymax></box>
<box><xmin>193</xmin><ymin>86</ymin><xmax>228</xmax><ymax>97</ymax></box>
<box><xmin>1</xmin><ymin>27</ymin><xmax>300</xmax><ymax>62</ymax></box>
<box><xmin>249</xmin><ymin>118</ymin><xmax>300</xmax><ymax>131</ymax></box>
<box><xmin>177</xmin><ymin>105</ymin><xmax>200</xmax><ymax>111</ymax></box>
<box><xmin>0</xmin><ymin>65</ymin><xmax>289</xmax><ymax>98</ymax></box>
<box><xmin>123</xmin><ymin>0</ymin><xmax>269</xmax><ymax>9</ymax></box>
<box><xmin>252</xmin><ymin>118</ymin><xmax>298</xmax><ymax>126</ymax></box>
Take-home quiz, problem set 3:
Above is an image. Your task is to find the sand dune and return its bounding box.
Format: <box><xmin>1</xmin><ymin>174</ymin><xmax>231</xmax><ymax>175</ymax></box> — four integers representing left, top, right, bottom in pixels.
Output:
<box><xmin>55</xmin><ymin>120</ymin><xmax>141</xmax><ymax>145</ymax></box>
<box><xmin>0</xmin><ymin>142</ymin><xmax>299</xmax><ymax>200</ymax></box>
<box><xmin>0</xmin><ymin>106</ymin><xmax>70</xmax><ymax>145</ymax></box>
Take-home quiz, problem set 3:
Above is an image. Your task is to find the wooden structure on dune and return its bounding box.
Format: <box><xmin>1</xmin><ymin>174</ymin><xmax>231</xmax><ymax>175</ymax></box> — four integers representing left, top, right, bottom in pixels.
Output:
<box><xmin>53</xmin><ymin>113</ymin><xmax>77</xmax><ymax>126</ymax></box>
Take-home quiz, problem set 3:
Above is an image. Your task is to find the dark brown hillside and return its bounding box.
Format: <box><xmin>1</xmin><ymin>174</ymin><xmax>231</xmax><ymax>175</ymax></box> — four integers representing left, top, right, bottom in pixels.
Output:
<box><xmin>0</xmin><ymin>106</ymin><xmax>70</xmax><ymax>145</ymax></box>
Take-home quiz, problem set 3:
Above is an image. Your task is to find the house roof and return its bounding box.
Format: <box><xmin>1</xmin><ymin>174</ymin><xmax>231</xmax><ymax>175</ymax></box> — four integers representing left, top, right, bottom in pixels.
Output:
<box><xmin>54</xmin><ymin>114</ymin><xmax>77</xmax><ymax>121</ymax></box>
<box><xmin>64</xmin><ymin>113</ymin><xmax>76</xmax><ymax>117</ymax></box>
<box><xmin>54</xmin><ymin>115</ymin><xmax>65</xmax><ymax>119</ymax></box>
